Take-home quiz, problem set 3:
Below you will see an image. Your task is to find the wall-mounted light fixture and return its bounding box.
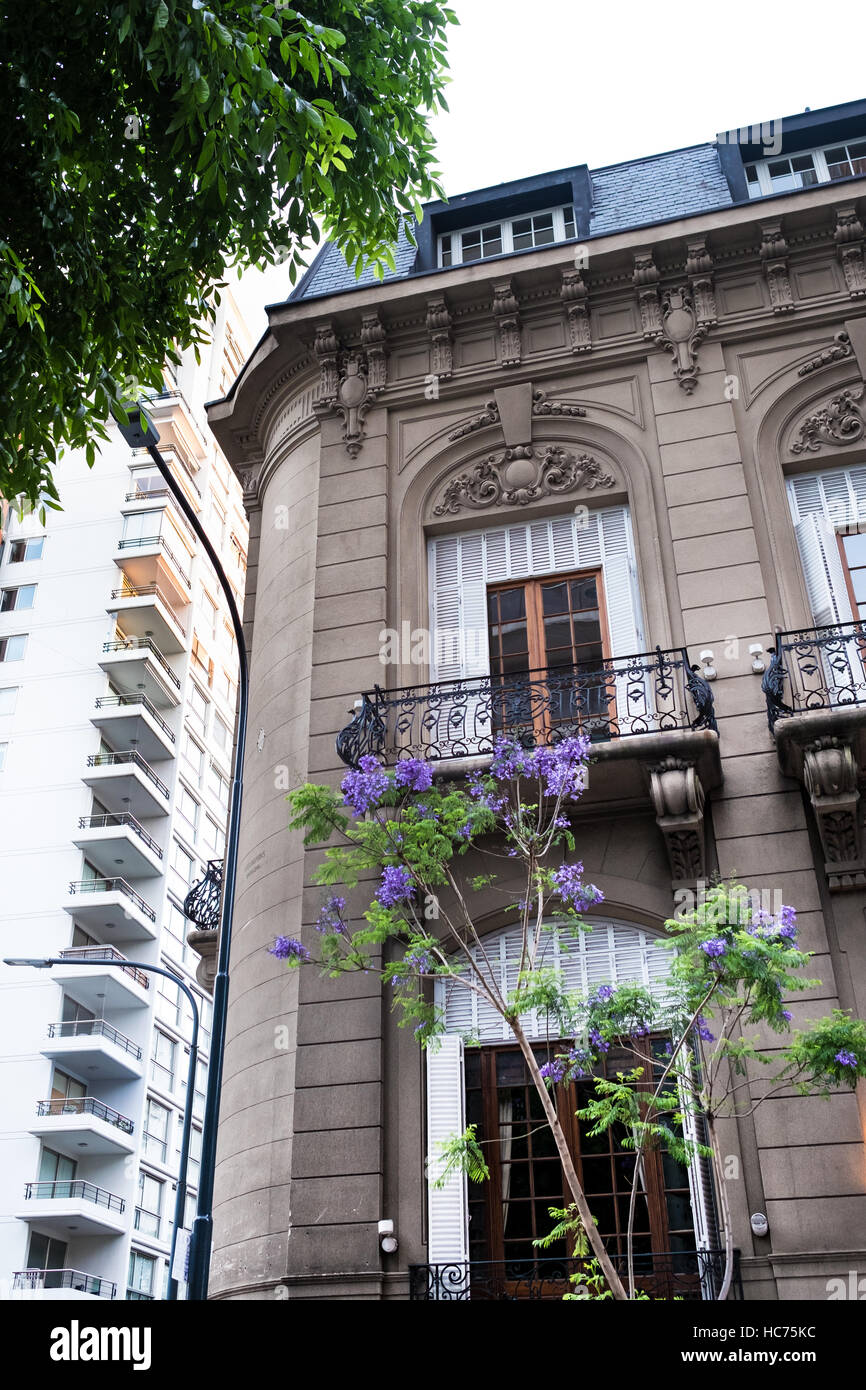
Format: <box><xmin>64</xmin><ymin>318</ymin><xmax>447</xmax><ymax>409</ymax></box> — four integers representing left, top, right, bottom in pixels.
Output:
<box><xmin>749</xmin><ymin>643</ymin><xmax>766</xmax><ymax>674</ymax></box>
<box><xmin>699</xmin><ymin>649</ymin><xmax>717</xmax><ymax>681</ymax></box>
<box><xmin>378</xmin><ymin>1218</ymin><xmax>398</xmax><ymax>1254</ymax></box>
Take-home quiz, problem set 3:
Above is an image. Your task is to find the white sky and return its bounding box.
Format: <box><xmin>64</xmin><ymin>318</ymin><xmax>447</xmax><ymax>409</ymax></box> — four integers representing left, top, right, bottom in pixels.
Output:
<box><xmin>233</xmin><ymin>0</ymin><xmax>865</xmax><ymax>341</ymax></box>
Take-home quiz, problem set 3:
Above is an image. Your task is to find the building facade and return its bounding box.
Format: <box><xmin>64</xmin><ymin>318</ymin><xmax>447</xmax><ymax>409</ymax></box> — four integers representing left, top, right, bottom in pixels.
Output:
<box><xmin>0</xmin><ymin>294</ymin><xmax>251</xmax><ymax>1302</ymax></box>
<box><xmin>206</xmin><ymin>100</ymin><xmax>866</xmax><ymax>1300</ymax></box>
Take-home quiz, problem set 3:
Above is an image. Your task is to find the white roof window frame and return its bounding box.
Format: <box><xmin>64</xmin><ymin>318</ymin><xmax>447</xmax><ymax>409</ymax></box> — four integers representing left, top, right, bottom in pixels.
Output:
<box><xmin>744</xmin><ymin>138</ymin><xmax>866</xmax><ymax>199</ymax></box>
<box><xmin>438</xmin><ymin>204</ymin><xmax>577</xmax><ymax>268</ymax></box>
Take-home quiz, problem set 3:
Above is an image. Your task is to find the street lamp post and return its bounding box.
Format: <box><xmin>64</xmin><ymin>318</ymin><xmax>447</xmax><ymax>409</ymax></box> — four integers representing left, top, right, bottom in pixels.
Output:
<box><xmin>114</xmin><ymin>403</ymin><xmax>248</xmax><ymax>1301</ymax></box>
<box><xmin>4</xmin><ymin>956</ymin><xmax>199</xmax><ymax>1301</ymax></box>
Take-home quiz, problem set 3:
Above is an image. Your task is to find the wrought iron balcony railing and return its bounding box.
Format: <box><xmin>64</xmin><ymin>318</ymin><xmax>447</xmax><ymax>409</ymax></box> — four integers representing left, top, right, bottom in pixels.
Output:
<box><xmin>763</xmin><ymin>621</ymin><xmax>866</xmax><ymax>731</ymax></box>
<box><xmin>337</xmin><ymin>647</ymin><xmax>717</xmax><ymax>768</ymax></box>
<box><xmin>109</xmin><ymin>582</ymin><xmax>187</xmax><ymax>635</ymax></box>
<box><xmin>24</xmin><ymin>1180</ymin><xmax>125</xmax><ymax>1213</ymax></box>
<box><xmin>409</xmin><ymin>1249</ymin><xmax>742</xmax><ymax>1301</ymax></box>
<box><xmin>86</xmin><ymin>749</ymin><xmax>170</xmax><ymax>800</ymax></box>
<box><xmin>68</xmin><ymin>876</ymin><xmax>156</xmax><ymax>922</ymax></box>
<box><xmin>94</xmin><ymin>692</ymin><xmax>175</xmax><ymax>741</ymax></box>
<box><xmin>47</xmin><ymin>1018</ymin><xmax>142</xmax><ymax>1060</ymax></box>
<box><xmin>57</xmin><ymin>945</ymin><xmax>150</xmax><ymax>989</ymax></box>
<box><xmin>77</xmin><ymin>811</ymin><xmax>163</xmax><ymax>858</ymax></box>
<box><xmin>12</xmin><ymin>1269</ymin><xmax>116</xmax><ymax>1298</ymax></box>
<box><xmin>183</xmin><ymin>859</ymin><xmax>223</xmax><ymax>932</ymax></box>
<box><xmin>36</xmin><ymin>1096</ymin><xmax>134</xmax><ymax>1133</ymax></box>
<box><xmin>102</xmin><ymin>635</ymin><xmax>181</xmax><ymax>689</ymax></box>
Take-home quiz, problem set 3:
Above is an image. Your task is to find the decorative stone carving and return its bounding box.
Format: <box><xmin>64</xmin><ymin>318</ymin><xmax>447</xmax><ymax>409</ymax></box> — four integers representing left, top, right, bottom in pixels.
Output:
<box><xmin>685</xmin><ymin>237</ymin><xmax>718</xmax><ymax>326</ymax></box>
<box><xmin>432</xmin><ymin>444</ymin><xmax>614</xmax><ymax>516</ymax></box>
<box><xmin>492</xmin><ymin>279</ymin><xmax>522</xmax><ymax>366</ymax></box>
<box><xmin>313</xmin><ymin>321</ymin><xmax>340</xmax><ymax>405</ymax></box>
<box><xmin>835</xmin><ymin>203</ymin><xmax>866</xmax><ymax>299</ymax></box>
<box><xmin>426</xmin><ymin>294</ymin><xmax>453</xmax><ymax>378</ymax></box>
<box><xmin>791</xmin><ymin>385</ymin><xmax>865</xmax><ymax>454</ymax></box>
<box><xmin>360</xmin><ymin>310</ymin><xmax>388</xmax><ymax>394</ymax></box>
<box><xmin>561</xmin><ymin>269</ymin><xmax>592</xmax><ymax>353</ymax></box>
<box><xmin>655</xmin><ymin>287</ymin><xmax>707</xmax><ymax>394</ymax></box>
<box><xmin>333</xmin><ymin>354</ymin><xmax>374</xmax><ymax>458</ymax></box>
<box><xmin>531</xmin><ymin>389</ymin><xmax>586</xmax><ymax>419</ymax></box>
<box><xmin>803</xmin><ymin>738</ymin><xmax>865</xmax><ymax>890</ymax></box>
<box><xmin>633</xmin><ymin>251</ymin><xmax>662</xmax><ymax>338</ymax></box>
<box><xmin>797</xmin><ymin>331</ymin><xmax>853</xmax><ymax>377</ymax></box>
<box><xmin>649</xmin><ymin>758</ymin><xmax>706</xmax><ymax>885</ymax></box>
<box><xmin>759</xmin><ymin>221</ymin><xmax>795</xmax><ymax>313</ymax></box>
<box><xmin>449</xmin><ymin>400</ymin><xmax>500</xmax><ymax>440</ymax></box>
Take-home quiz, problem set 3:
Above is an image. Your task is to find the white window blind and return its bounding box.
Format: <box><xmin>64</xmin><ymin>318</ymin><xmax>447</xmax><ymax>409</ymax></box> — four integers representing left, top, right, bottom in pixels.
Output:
<box><xmin>425</xmin><ymin>1034</ymin><xmax>469</xmax><ymax>1291</ymax></box>
<box><xmin>788</xmin><ymin>465</ymin><xmax>866</xmax><ymax>624</ymax></box>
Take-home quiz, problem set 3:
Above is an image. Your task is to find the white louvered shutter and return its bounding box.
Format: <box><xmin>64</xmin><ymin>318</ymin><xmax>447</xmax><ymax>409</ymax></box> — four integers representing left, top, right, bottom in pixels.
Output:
<box><xmin>425</xmin><ymin>1035</ymin><xmax>469</xmax><ymax>1293</ymax></box>
<box><xmin>794</xmin><ymin>512</ymin><xmax>852</xmax><ymax>628</ymax></box>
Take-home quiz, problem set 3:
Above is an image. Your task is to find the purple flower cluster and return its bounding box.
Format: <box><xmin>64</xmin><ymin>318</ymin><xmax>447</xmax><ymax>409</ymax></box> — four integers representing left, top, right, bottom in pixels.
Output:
<box><xmin>696</xmin><ymin>1014</ymin><xmax>715</xmax><ymax>1042</ymax></box>
<box><xmin>593</xmin><ymin>984</ymin><xmax>614</xmax><ymax>1003</ymax></box>
<box><xmin>782</xmin><ymin>1009</ymin><xmax>793</xmax><ymax>1022</ymax></box>
<box><xmin>552</xmin><ymin>862</ymin><xmax>604</xmax><ymax>912</ymax></box>
<box><xmin>315</xmin><ymin>895</ymin><xmax>346</xmax><ymax>934</ymax></box>
<box><xmin>486</xmin><ymin>736</ymin><xmax>591</xmax><ymax>802</ymax></box>
<box><xmin>539</xmin><ymin>1057</ymin><xmax>568</xmax><ymax>1084</ymax></box>
<box><xmin>394</xmin><ymin>758</ymin><xmax>434</xmax><ymax>793</ymax></box>
<box><xmin>341</xmin><ymin>755</ymin><xmax>389</xmax><ymax>816</ymax></box>
<box><xmin>835</xmin><ymin>1049</ymin><xmax>858</xmax><ymax>1068</ymax></box>
<box><xmin>589</xmin><ymin>1027</ymin><xmax>610</xmax><ymax>1053</ymax></box>
<box><xmin>701</xmin><ymin>937</ymin><xmax>728</xmax><ymax>959</ymax></box>
<box><xmin>376</xmin><ymin>864</ymin><xmax>415</xmax><ymax>908</ymax></box>
<box><xmin>269</xmin><ymin>936</ymin><xmax>310</xmax><ymax>963</ymax></box>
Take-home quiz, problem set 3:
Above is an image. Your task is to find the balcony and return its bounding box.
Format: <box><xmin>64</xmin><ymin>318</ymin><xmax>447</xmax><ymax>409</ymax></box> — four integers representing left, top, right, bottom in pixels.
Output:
<box><xmin>16</xmin><ymin>1180</ymin><xmax>127</xmax><ymax>1237</ymax></box>
<box><xmin>64</xmin><ymin>876</ymin><xmax>156</xmax><ymax>943</ymax></box>
<box><xmin>82</xmin><ymin>750</ymin><xmax>170</xmax><ymax>820</ymax></box>
<box><xmin>764</xmin><ymin>621</ymin><xmax>866</xmax><ymax>890</ymax></box>
<box><xmin>409</xmin><ymin>1250</ymin><xmax>742</xmax><ymax>1301</ymax></box>
<box><xmin>92</xmin><ymin>691</ymin><xmax>176</xmax><ymax>763</ymax></box>
<box><xmin>12</xmin><ymin>1269</ymin><xmax>116</xmax><ymax>1300</ymax></box>
<box><xmin>42</xmin><ymin>1018</ymin><xmax>143</xmax><ymax>1081</ymax></box>
<box><xmin>73</xmin><ymin>811</ymin><xmax>164</xmax><ymax>879</ymax></box>
<box><xmin>337</xmin><ymin>648</ymin><xmax>722</xmax><ymax>887</ymax></box>
<box><xmin>115</xmin><ymin>527</ymin><xmax>192</xmax><ymax>607</ymax></box>
<box><xmin>52</xmin><ymin>945</ymin><xmax>150</xmax><ymax>1011</ymax></box>
<box><xmin>29</xmin><ymin>1097</ymin><xmax>135</xmax><ymax>1157</ymax></box>
<box><xmin>99</xmin><ymin>636</ymin><xmax>181</xmax><ymax>708</ymax></box>
<box><xmin>107</xmin><ymin>581</ymin><xmax>187</xmax><ymax>654</ymax></box>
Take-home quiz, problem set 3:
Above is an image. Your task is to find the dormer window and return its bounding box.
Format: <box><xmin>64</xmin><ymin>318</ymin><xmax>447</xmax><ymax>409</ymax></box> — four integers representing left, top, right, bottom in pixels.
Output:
<box><xmin>744</xmin><ymin>140</ymin><xmax>866</xmax><ymax>198</ymax></box>
<box><xmin>438</xmin><ymin>204</ymin><xmax>576</xmax><ymax>267</ymax></box>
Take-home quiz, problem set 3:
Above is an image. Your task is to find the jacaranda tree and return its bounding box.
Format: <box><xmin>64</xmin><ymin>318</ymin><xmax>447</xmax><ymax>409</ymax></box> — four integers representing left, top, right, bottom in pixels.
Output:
<box><xmin>275</xmin><ymin>737</ymin><xmax>866</xmax><ymax>1300</ymax></box>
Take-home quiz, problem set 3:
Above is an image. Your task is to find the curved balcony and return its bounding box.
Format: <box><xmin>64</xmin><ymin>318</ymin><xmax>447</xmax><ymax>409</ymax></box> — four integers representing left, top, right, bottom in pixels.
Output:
<box><xmin>29</xmin><ymin>1097</ymin><xmax>135</xmax><ymax>1157</ymax></box>
<box><xmin>92</xmin><ymin>691</ymin><xmax>176</xmax><ymax>763</ymax></box>
<box><xmin>73</xmin><ymin>811</ymin><xmax>164</xmax><ymax>879</ymax></box>
<box><xmin>12</xmin><ymin>1269</ymin><xmax>116</xmax><ymax>1300</ymax></box>
<box><xmin>64</xmin><ymin>876</ymin><xmax>156</xmax><ymax>943</ymax></box>
<box><xmin>99</xmin><ymin>636</ymin><xmax>181</xmax><ymax>708</ymax></box>
<box><xmin>82</xmin><ymin>750</ymin><xmax>170</xmax><ymax>820</ymax></box>
<box><xmin>17</xmin><ymin>1180</ymin><xmax>126</xmax><ymax>1237</ymax></box>
<box><xmin>107</xmin><ymin>581</ymin><xmax>187</xmax><ymax>654</ymax></box>
<box><xmin>42</xmin><ymin>1018</ymin><xmax>143</xmax><ymax>1081</ymax></box>
<box><xmin>53</xmin><ymin>945</ymin><xmax>150</xmax><ymax>1011</ymax></box>
<box><xmin>408</xmin><ymin>1250</ymin><xmax>742</xmax><ymax>1301</ymax></box>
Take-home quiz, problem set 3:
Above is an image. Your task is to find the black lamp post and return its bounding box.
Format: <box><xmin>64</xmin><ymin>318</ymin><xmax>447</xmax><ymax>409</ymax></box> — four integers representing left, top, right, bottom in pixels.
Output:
<box><xmin>4</xmin><ymin>955</ymin><xmax>199</xmax><ymax>1301</ymax></box>
<box><xmin>114</xmin><ymin>403</ymin><xmax>248</xmax><ymax>1301</ymax></box>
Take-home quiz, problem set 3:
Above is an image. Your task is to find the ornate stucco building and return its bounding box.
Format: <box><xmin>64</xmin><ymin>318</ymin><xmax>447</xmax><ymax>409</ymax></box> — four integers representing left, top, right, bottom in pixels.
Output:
<box><xmin>206</xmin><ymin>99</ymin><xmax>866</xmax><ymax>1300</ymax></box>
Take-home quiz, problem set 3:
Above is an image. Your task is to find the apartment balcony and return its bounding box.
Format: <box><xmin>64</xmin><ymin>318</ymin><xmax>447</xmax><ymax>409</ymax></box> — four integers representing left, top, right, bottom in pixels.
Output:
<box><xmin>336</xmin><ymin>648</ymin><xmax>722</xmax><ymax>886</ymax></box>
<box><xmin>42</xmin><ymin>1018</ymin><xmax>143</xmax><ymax>1081</ymax></box>
<box><xmin>107</xmin><ymin>581</ymin><xmax>187</xmax><ymax>655</ymax></box>
<box><xmin>764</xmin><ymin>621</ymin><xmax>866</xmax><ymax>890</ymax></box>
<box><xmin>29</xmin><ymin>1097</ymin><xmax>135</xmax><ymax>1158</ymax></box>
<box><xmin>99</xmin><ymin>636</ymin><xmax>181</xmax><ymax>709</ymax></box>
<box><xmin>12</xmin><ymin>1269</ymin><xmax>116</xmax><ymax>1300</ymax></box>
<box><xmin>72</xmin><ymin>811</ymin><xmax>164</xmax><ymax>879</ymax></box>
<box><xmin>92</xmin><ymin>691</ymin><xmax>176</xmax><ymax>763</ymax></box>
<box><xmin>82</xmin><ymin>750</ymin><xmax>170</xmax><ymax>821</ymax></box>
<box><xmin>64</xmin><ymin>876</ymin><xmax>157</xmax><ymax>943</ymax></box>
<box><xmin>409</xmin><ymin>1250</ymin><xmax>742</xmax><ymax>1301</ymax></box>
<box><xmin>115</xmin><ymin>528</ymin><xmax>192</xmax><ymax>609</ymax></box>
<box><xmin>52</xmin><ymin>946</ymin><xmax>150</xmax><ymax>1011</ymax></box>
<box><xmin>16</xmin><ymin>1179</ymin><xmax>127</xmax><ymax>1238</ymax></box>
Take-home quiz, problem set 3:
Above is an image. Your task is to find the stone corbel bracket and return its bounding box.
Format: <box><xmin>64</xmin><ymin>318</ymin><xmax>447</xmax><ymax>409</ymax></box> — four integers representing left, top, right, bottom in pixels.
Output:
<box><xmin>685</xmin><ymin>237</ymin><xmax>718</xmax><ymax>327</ymax></box>
<box><xmin>803</xmin><ymin>737</ymin><xmax>866</xmax><ymax>890</ymax></box>
<box><xmin>656</xmin><ymin>287</ymin><xmax>707</xmax><ymax>394</ymax></box>
<box><xmin>633</xmin><ymin>250</ymin><xmax>662</xmax><ymax>338</ymax></box>
<box><xmin>492</xmin><ymin>279</ymin><xmax>522</xmax><ymax>367</ymax></box>
<box><xmin>759</xmin><ymin>220</ymin><xmax>795</xmax><ymax>314</ymax></box>
<box><xmin>426</xmin><ymin>294</ymin><xmax>453</xmax><ymax>378</ymax></box>
<box><xmin>649</xmin><ymin>757</ymin><xmax>707</xmax><ymax>888</ymax></box>
<box><xmin>312</xmin><ymin>314</ymin><xmax>389</xmax><ymax>457</ymax></box>
<box><xmin>561</xmin><ymin>268</ymin><xmax>592</xmax><ymax>353</ymax></box>
<box><xmin>835</xmin><ymin>203</ymin><xmax>866</xmax><ymax>300</ymax></box>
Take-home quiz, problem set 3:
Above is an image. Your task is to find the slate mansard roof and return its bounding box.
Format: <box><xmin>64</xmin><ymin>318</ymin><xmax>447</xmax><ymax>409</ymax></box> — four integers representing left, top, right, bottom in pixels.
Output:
<box><xmin>287</xmin><ymin>98</ymin><xmax>866</xmax><ymax>304</ymax></box>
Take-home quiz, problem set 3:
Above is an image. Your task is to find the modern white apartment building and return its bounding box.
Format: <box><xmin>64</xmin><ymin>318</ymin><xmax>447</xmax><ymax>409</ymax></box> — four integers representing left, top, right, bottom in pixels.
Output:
<box><xmin>0</xmin><ymin>293</ymin><xmax>251</xmax><ymax>1302</ymax></box>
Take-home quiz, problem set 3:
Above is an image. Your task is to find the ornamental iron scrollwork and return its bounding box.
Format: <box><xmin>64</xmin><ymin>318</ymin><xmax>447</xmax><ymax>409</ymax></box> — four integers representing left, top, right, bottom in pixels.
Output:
<box><xmin>408</xmin><ymin>1250</ymin><xmax>741</xmax><ymax>1301</ymax></box>
<box><xmin>183</xmin><ymin>859</ymin><xmax>223</xmax><ymax>931</ymax></box>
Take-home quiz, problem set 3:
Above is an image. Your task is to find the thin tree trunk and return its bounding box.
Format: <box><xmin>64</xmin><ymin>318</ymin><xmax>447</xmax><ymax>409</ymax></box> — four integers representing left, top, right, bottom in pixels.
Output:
<box><xmin>705</xmin><ymin>1112</ymin><xmax>733</xmax><ymax>1300</ymax></box>
<box><xmin>511</xmin><ymin>1018</ymin><xmax>629</xmax><ymax>1301</ymax></box>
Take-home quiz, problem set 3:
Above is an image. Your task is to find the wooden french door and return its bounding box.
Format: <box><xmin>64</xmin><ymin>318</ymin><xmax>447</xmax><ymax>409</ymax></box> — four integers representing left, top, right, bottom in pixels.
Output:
<box><xmin>486</xmin><ymin>570</ymin><xmax>612</xmax><ymax>745</ymax></box>
<box><xmin>464</xmin><ymin>1043</ymin><xmax>699</xmax><ymax>1299</ymax></box>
